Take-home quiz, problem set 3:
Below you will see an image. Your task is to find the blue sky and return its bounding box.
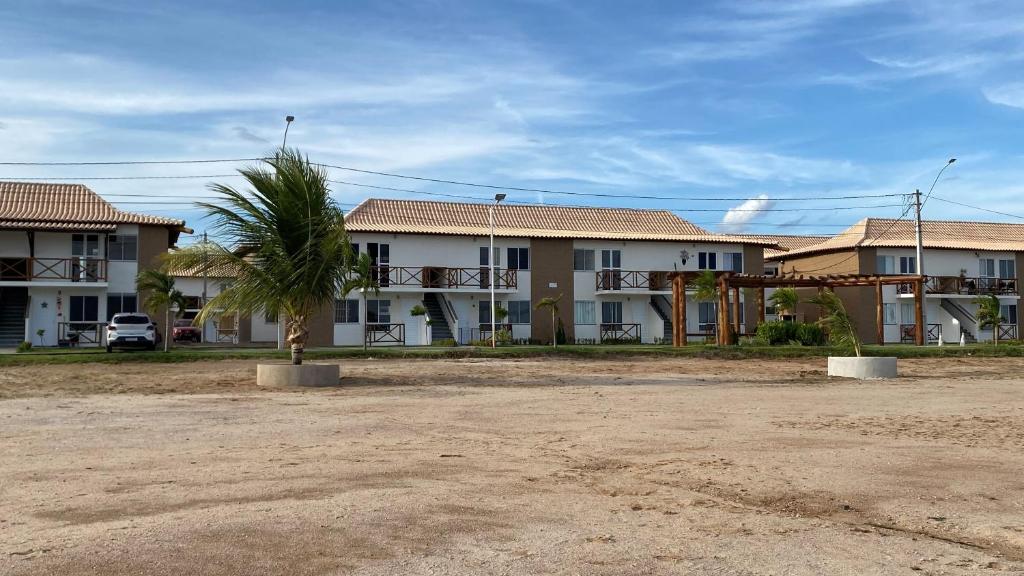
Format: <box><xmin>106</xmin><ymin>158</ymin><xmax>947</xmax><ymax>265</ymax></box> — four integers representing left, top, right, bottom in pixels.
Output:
<box><xmin>2</xmin><ymin>0</ymin><xmax>1024</xmax><ymax>240</ymax></box>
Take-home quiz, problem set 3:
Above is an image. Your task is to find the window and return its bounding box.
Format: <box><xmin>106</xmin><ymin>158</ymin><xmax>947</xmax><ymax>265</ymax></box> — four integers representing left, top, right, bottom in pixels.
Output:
<box><xmin>1000</xmin><ymin>304</ymin><xmax>1018</xmax><ymax>325</ymax></box>
<box><xmin>70</xmin><ymin>295</ymin><xmax>99</xmax><ymax>322</ymax></box>
<box><xmin>900</xmin><ymin>302</ymin><xmax>914</xmax><ymax>325</ymax></box>
<box><xmin>899</xmin><ymin>256</ymin><xmax>917</xmax><ymax>275</ymax></box>
<box><xmin>876</xmin><ymin>256</ymin><xmax>895</xmax><ymax>274</ymax></box>
<box><xmin>723</xmin><ymin>252</ymin><xmax>743</xmax><ymax>273</ymax></box>
<box><xmin>334</xmin><ymin>299</ymin><xmax>359</xmax><ymax>323</ymax></box>
<box><xmin>601</xmin><ymin>301</ymin><xmax>623</xmax><ymax>324</ymax></box>
<box><xmin>507</xmin><ymin>248</ymin><xmax>530</xmax><ymax>270</ymax></box>
<box><xmin>574</xmin><ymin>300</ymin><xmax>596</xmax><ymax>325</ymax></box>
<box><xmin>883</xmin><ymin>303</ymin><xmax>897</xmax><ymax>325</ymax></box>
<box><xmin>698</xmin><ymin>252</ymin><xmax>717</xmax><ymax>270</ymax></box>
<box><xmin>478</xmin><ymin>300</ymin><xmax>495</xmax><ymax>324</ymax></box>
<box><xmin>765</xmin><ymin>304</ymin><xmax>777</xmax><ymax>316</ymax></box>
<box><xmin>999</xmin><ymin>259</ymin><xmax>1016</xmax><ymax>279</ymax></box>
<box><xmin>479</xmin><ymin>246</ymin><xmax>500</xmax><ymax>266</ymax></box>
<box><xmin>979</xmin><ymin>258</ymin><xmax>996</xmax><ymax>277</ymax></box>
<box><xmin>764</xmin><ymin>266</ymin><xmax>778</xmax><ymax>277</ymax></box>
<box><xmin>600</xmin><ymin>249</ymin><xmax>621</xmax><ymax>269</ymax></box>
<box><xmin>106</xmin><ymin>293</ymin><xmax>138</xmax><ymax>321</ymax></box>
<box><xmin>107</xmin><ymin>235</ymin><xmax>138</xmax><ymax>261</ymax></box>
<box><xmin>264</xmin><ymin>310</ymin><xmax>278</xmax><ymax>324</ymax></box>
<box><xmin>368</xmin><ymin>243</ymin><xmax>390</xmax><ymax>287</ymax></box>
<box><xmin>72</xmin><ymin>234</ymin><xmax>100</xmax><ymax>257</ymax></box>
<box><xmin>573</xmin><ymin>249</ymin><xmax>595</xmax><ymax>271</ymax></box>
<box><xmin>366</xmin><ymin>299</ymin><xmax>391</xmax><ymax>324</ymax></box>
<box><xmin>698</xmin><ymin>302</ymin><xmax>717</xmax><ymax>331</ymax></box>
<box><xmin>507</xmin><ymin>300</ymin><xmax>531</xmax><ymax>324</ymax></box>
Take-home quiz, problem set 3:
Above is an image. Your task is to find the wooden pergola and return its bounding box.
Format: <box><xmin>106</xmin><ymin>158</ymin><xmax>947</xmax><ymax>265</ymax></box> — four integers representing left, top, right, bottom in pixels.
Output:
<box><xmin>667</xmin><ymin>272</ymin><xmax>927</xmax><ymax>347</ymax></box>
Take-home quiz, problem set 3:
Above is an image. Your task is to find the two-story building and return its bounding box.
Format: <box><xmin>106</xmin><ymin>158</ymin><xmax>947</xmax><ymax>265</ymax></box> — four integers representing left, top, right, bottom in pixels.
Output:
<box><xmin>0</xmin><ymin>182</ymin><xmax>189</xmax><ymax>347</ymax></box>
<box><xmin>326</xmin><ymin>198</ymin><xmax>773</xmax><ymax>346</ymax></box>
<box><xmin>769</xmin><ymin>218</ymin><xmax>1024</xmax><ymax>344</ymax></box>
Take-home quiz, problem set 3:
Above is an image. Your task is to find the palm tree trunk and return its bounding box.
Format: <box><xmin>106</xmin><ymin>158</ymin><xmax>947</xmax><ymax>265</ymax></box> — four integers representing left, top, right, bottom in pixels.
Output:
<box><xmin>164</xmin><ymin>307</ymin><xmax>170</xmax><ymax>352</ymax></box>
<box><xmin>362</xmin><ymin>292</ymin><xmax>368</xmax><ymax>352</ymax></box>
<box><xmin>551</xmin><ymin>309</ymin><xmax>557</xmax><ymax>348</ymax></box>
<box><xmin>995</xmin><ymin>322</ymin><xmax>1000</xmax><ymax>346</ymax></box>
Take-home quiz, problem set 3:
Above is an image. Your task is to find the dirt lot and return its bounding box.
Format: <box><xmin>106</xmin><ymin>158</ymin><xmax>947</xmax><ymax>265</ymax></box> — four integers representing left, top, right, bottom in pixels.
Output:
<box><xmin>1</xmin><ymin>356</ymin><xmax>1023</xmax><ymax>575</ymax></box>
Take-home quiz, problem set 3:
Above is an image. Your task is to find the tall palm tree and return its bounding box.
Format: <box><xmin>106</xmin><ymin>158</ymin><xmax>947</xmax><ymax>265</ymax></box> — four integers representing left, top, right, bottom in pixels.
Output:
<box><xmin>535</xmin><ymin>294</ymin><xmax>562</xmax><ymax>348</ymax></box>
<box><xmin>974</xmin><ymin>294</ymin><xmax>1004</xmax><ymax>346</ymax></box>
<box><xmin>342</xmin><ymin>252</ymin><xmax>381</xmax><ymax>351</ymax></box>
<box><xmin>136</xmin><ymin>269</ymin><xmax>187</xmax><ymax>352</ymax></box>
<box><xmin>768</xmin><ymin>287</ymin><xmax>799</xmax><ymax>319</ymax></box>
<box><xmin>808</xmin><ymin>289</ymin><xmax>862</xmax><ymax>357</ymax></box>
<box><xmin>164</xmin><ymin>148</ymin><xmax>351</xmax><ymax>364</ymax></box>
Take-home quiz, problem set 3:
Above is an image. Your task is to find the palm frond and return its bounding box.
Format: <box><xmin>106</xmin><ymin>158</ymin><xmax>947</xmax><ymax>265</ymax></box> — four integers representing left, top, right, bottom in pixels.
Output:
<box><xmin>808</xmin><ymin>289</ymin><xmax>862</xmax><ymax>357</ymax></box>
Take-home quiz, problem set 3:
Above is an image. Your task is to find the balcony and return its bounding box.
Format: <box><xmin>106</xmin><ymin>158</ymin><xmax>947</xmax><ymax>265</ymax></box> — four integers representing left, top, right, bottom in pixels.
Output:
<box><xmin>0</xmin><ymin>257</ymin><xmax>108</xmax><ymax>284</ymax></box>
<box><xmin>369</xmin><ymin>266</ymin><xmax>517</xmax><ymax>292</ymax></box>
<box><xmin>896</xmin><ymin>276</ymin><xmax>1018</xmax><ymax>296</ymax></box>
<box><xmin>595</xmin><ymin>270</ymin><xmax>674</xmax><ymax>293</ymax></box>
<box><xmin>600</xmin><ymin>322</ymin><xmax>642</xmax><ymax>343</ymax></box>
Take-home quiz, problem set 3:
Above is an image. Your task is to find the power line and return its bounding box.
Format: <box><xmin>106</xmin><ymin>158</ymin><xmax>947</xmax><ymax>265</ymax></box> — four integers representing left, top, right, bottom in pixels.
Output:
<box><xmin>930</xmin><ymin>195</ymin><xmax>1024</xmax><ymax>221</ymax></box>
<box><xmin>0</xmin><ymin>158</ymin><xmax>264</xmax><ymax>166</ymax></box>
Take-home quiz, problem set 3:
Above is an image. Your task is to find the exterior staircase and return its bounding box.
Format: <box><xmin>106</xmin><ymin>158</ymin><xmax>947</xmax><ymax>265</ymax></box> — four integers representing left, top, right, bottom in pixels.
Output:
<box><xmin>422</xmin><ymin>293</ymin><xmax>454</xmax><ymax>343</ymax></box>
<box><xmin>0</xmin><ymin>288</ymin><xmax>28</xmax><ymax>347</ymax></box>
<box><xmin>649</xmin><ymin>295</ymin><xmax>673</xmax><ymax>342</ymax></box>
<box><xmin>940</xmin><ymin>298</ymin><xmax>978</xmax><ymax>344</ymax></box>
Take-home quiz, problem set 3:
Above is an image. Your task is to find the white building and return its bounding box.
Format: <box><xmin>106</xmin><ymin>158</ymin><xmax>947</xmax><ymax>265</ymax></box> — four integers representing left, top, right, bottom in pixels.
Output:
<box><xmin>770</xmin><ymin>218</ymin><xmax>1023</xmax><ymax>344</ymax></box>
<box><xmin>0</xmin><ymin>182</ymin><xmax>189</xmax><ymax>347</ymax></box>
<box><xmin>326</xmin><ymin>199</ymin><xmax>773</xmax><ymax>347</ymax></box>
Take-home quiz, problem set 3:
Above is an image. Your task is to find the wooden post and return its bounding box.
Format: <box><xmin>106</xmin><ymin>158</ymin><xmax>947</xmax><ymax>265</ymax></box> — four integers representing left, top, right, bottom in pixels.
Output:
<box><xmin>914</xmin><ymin>276</ymin><xmax>924</xmax><ymax>346</ymax></box>
<box><xmin>756</xmin><ymin>287</ymin><xmax>765</xmax><ymax>327</ymax></box>
<box><xmin>731</xmin><ymin>286</ymin><xmax>741</xmax><ymax>336</ymax></box>
<box><xmin>718</xmin><ymin>277</ymin><xmax>730</xmax><ymax>345</ymax></box>
<box><xmin>671</xmin><ymin>276</ymin><xmax>682</xmax><ymax>347</ymax></box>
<box><xmin>875</xmin><ymin>278</ymin><xmax>884</xmax><ymax>346</ymax></box>
<box><xmin>679</xmin><ymin>275</ymin><xmax>687</xmax><ymax>346</ymax></box>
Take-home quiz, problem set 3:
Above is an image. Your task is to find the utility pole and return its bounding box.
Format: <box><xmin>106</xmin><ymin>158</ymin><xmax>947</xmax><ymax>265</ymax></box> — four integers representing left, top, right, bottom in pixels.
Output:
<box><xmin>489</xmin><ymin>193</ymin><xmax>506</xmax><ymax>348</ymax></box>
<box><xmin>914</xmin><ymin>188</ymin><xmax>926</xmax><ymax>343</ymax></box>
<box><xmin>201</xmin><ymin>231</ymin><xmax>208</xmax><ymax>344</ymax></box>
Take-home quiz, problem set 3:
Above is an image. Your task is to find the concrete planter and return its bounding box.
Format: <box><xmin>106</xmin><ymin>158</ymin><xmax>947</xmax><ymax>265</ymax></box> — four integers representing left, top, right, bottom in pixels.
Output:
<box><xmin>827</xmin><ymin>357</ymin><xmax>897</xmax><ymax>379</ymax></box>
<box><xmin>257</xmin><ymin>363</ymin><xmax>340</xmax><ymax>387</ymax></box>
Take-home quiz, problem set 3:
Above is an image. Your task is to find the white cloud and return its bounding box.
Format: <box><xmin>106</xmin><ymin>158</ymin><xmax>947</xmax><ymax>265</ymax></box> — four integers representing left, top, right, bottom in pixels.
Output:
<box><xmin>720</xmin><ymin>194</ymin><xmax>775</xmax><ymax>233</ymax></box>
<box><xmin>983</xmin><ymin>83</ymin><xmax>1024</xmax><ymax>109</ymax></box>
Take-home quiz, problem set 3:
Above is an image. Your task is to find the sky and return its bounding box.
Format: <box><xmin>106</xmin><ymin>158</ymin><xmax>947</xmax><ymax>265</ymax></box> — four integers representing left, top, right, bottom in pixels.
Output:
<box><xmin>2</xmin><ymin>0</ymin><xmax>1024</xmax><ymax>241</ymax></box>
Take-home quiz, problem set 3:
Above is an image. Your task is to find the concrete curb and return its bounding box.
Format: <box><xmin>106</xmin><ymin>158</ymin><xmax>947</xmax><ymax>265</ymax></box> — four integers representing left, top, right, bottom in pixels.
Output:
<box><xmin>257</xmin><ymin>363</ymin><xmax>340</xmax><ymax>387</ymax></box>
<box><xmin>827</xmin><ymin>356</ymin><xmax>898</xmax><ymax>379</ymax></box>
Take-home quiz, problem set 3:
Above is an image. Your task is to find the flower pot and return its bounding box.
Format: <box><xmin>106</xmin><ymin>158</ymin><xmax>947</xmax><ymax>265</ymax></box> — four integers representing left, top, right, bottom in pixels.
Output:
<box><xmin>827</xmin><ymin>357</ymin><xmax>897</xmax><ymax>379</ymax></box>
<box><xmin>257</xmin><ymin>363</ymin><xmax>340</xmax><ymax>387</ymax></box>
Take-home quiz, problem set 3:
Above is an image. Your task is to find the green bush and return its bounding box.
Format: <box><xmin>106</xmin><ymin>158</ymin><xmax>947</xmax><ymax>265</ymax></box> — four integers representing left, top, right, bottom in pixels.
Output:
<box><xmin>756</xmin><ymin>321</ymin><xmax>824</xmax><ymax>346</ymax></box>
<box><xmin>15</xmin><ymin>341</ymin><xmax>32</xmax><ymax>353</ymax></box>
<box><xmin>431</xmin><ymin>338</ymin><xmax>457</xmax><ymax>347</ymax></box>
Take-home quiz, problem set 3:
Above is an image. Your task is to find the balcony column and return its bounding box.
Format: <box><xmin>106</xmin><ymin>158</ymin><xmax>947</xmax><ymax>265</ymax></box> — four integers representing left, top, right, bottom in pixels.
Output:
<box><xmin>731</xmin><ymin>286</ymin><xmax>741</xmax><ymax>336</ymax></box>
<box><xmin>671</xmin><ymin>275</ymin><xmax>683</xmax><ymax>347</ymax></box>
<box><xmin>717</xmin><ymin>276</ymin><xmax>730</xmax><ymax>346</ymax></box>
<box><xmin>875</xmin><ymin>278</ymin><xmax>884</xmax><ymax>346</ymax></box>
<box><xmin>756</xmin><ymin>286</ymin><xmax>765</xmax><ymax>327</ymax></box>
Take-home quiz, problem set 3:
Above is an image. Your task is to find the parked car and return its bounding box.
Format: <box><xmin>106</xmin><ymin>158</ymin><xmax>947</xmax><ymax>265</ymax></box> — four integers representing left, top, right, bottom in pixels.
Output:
<box><xmin>172</xmin><ymin>319</ymin><xmax>202</xmax><ymax>343</ymax></box>
<box><xmin>106</xmin><ymin>313</ymin><xmax>158</xmax><ymax>352</ymax></box>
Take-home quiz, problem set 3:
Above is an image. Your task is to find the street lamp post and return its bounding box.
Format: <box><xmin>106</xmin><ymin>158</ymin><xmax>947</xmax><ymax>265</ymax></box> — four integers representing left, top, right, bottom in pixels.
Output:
<box><xmin>277</xmin><ymin>115</ymin><xmax>295</xmax><ymax>351</ymax></box>
<box><xmin>490</xmin><ymin>193</ymin><xmax>506</xmax><ymax>348</ymax></box>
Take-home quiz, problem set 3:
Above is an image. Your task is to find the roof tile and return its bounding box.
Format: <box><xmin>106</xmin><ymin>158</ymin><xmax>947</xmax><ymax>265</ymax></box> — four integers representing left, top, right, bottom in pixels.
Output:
<box><xmin>0</xmin><ymin>181</ymin><xmax>189</xmax><ymax>231</ymax></box>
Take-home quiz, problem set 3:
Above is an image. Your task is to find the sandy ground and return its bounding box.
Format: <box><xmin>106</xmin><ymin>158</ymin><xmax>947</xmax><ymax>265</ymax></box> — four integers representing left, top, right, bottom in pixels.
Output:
<box><xmin>1</xmin><ymin>356</ymin><xmax>1023</xmax><ymax>575</ymax></box>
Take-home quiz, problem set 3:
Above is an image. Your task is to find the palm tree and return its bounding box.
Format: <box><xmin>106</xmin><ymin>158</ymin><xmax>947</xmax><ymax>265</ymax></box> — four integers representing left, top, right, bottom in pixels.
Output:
<box><xmin>808</xmin><ymin>289</ymin><xmax>862</xmax><ymax>357</ymax></box>
<box><xmin>343</xmin><ymin>252</ymin><xmax>381</xmax><ymax>351</ymax></box>
<box><xmin>136</xmin><ymin>269</ymin><xmax>187</xmax><ymax>352</ymax></box>
<box><xmin>163</xmin><ymin>148</ymin><xmax>351</xmax><ymax>364</ymax></box>
<box><xmin>535</xmin><ymin>294</ymin><xmax>562</xmax><ymax>348</ymax></box>
<box><xmin>691</xmin><ymin>270</ymin><xmax>718</xmax><ymax>303</ymax></box>
<box><xmin>769</xmin><ymin>287</ymin><xmax>799</xmax><ymax>319</ymax></box>
<box><xmin>974</xmin><ymin>294</ymin><xmax>1004</xmax><ymax>346</ymax></box>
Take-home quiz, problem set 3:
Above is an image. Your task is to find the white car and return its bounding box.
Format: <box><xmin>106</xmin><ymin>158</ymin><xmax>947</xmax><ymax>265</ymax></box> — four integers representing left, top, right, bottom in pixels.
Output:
<box><xmin>106</xmin><ymin>313</ymin><xmax>158</xmax><ymax>352</ymax></box>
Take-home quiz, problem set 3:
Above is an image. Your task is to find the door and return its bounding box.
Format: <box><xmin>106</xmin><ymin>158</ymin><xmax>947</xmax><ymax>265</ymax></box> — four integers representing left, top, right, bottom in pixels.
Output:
<box><xmin>71</xmin><ymin>234</ymin><xmax>100</xmax><ymax>282</ymax></box>
<box><xmin>479</xmin><ymin>246</ymin><xmax>500</xmax><ymax>288</ymax></box>
<box><xmin>368</xmin><ymin>243</ymin><xmax>390</xmax><ymax>287</ymax></box>
<box><xmin>600</xmin><ymin>249</ymin><xmax>622</xmax><ymax>290</ymax></box>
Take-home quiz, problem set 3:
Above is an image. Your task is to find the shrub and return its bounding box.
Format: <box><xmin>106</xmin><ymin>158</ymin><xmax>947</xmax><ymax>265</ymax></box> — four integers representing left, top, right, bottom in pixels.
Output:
<box><xmin>756</xmin><ymin>321</ymin><xmax>825</xmax><ymax>346</ymax></box>
<box><xmin>794</xmin><ymin>323</ymin><xmax>825</xmax><ymax>346</ymax></box>
<box><xmin>431</xmin><ymin>338</ymin><xmax>457</xmax><ymax>347</ymax></box>
<box><xmin>16</xmin><ymin>341</ymin><xmax>32</xmax><ymax>353</ymax></box>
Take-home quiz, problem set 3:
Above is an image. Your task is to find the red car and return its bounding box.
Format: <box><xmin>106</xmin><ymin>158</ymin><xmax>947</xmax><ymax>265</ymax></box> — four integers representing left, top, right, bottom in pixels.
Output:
<box><xmin>172</xmin><ymin>319</ymin><xmax>202</xmax><ymax>343</ymax></box>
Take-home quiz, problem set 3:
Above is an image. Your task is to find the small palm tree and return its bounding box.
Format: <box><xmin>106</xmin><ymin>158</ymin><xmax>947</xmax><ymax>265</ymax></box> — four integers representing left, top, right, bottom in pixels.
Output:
<box><xmin>163</xmin><ymin>148</ymin><xmax>352</xmax><ymax>364</ymax></box>
<box><xmin>691</xmin><ymin>270</ymin><xmax>718</xmax><ymax>303</ymax></box>
<box><xmin>769</xmin><ymin>287</ymin><xmax>799</xmax><ymax>319</ymax></box>
<box><xmin>343</xmin><ymin>252</ymin><xmax>381</xmax><ymax>351</ymax></box>
<box><xmin>136</xmin><ymin>269</ymin><xmax>187</xmax><ymax>352</ymax></box>
<box><xmin>808</xmin><ymin>289</ymin><xmax>862</xmax><ymax>357</ymax></box>
<box><xmin>974</xmin><ymin>294</ymin><xmax>1004</xmax><ymax>346</ymax></box>
<box><xmin>536</xmin><ymin>294</ymin><xmax>562</xmax><ymax>348</ymax></box>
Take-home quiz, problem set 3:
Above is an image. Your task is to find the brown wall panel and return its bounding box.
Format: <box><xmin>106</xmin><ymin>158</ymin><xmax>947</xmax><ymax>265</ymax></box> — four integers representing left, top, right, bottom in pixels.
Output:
<box><xmin>529</xmin><ymin>238</ymin><xmax>574</xmax><ymax>343</ymax></box>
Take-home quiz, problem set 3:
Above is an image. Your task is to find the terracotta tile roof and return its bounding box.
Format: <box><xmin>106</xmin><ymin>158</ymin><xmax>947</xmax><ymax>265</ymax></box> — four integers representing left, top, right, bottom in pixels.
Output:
<box><xmin>0</xmin><ymin>181</ymin><xmax>190</xmax><ymax>232</ymax></box>
<box><xmin>344</xmin><ymin>198</ymin><xmax>775</xmax><ymax>244</ymax></box>
<box><xmin>772</xmin><ymin>218</ymin><xmax>1024</xmax><ymax>260</ymax></box>
<box><xmin>733</xmin><ymin>234</ymin><xmax>832</xmax><ymax>258</ymax></box>
<box><xmin>167</xmin><ymin>261</ymin><xmax>239</xmax><ymax>279</ymax></box>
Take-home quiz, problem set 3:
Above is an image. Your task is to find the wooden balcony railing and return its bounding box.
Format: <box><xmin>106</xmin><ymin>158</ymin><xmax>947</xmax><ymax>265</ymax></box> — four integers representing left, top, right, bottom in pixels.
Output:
<box><xmin>58</xmin><ymin>321</ymin><xmax>107</xmax><ymax>346</ymax></box>
<box><xmin>595</xmin><ymin>270</ymin><xmax>673</xmax><ymax>291</ymax></box>
<box><xmin>897</xmin><ymin>276</ymin><xmax>1018</xmax><ymax>295</ymax></box>
<box><xmin>0</xmin><ymin>257</ymin><xmax>107</xmax><ymax>282</ymax></box>
<box><xmin>369</xmin><ymin>266</ymin><xmax>517</xmax><ymax>290</ymax></box>
<box><xmin>365</xmin><ymin>323</ymin><xmax>406</xmax><ymax>346</ymax></box>
<box><xmin>900</xmin><ymin>323</ymin><xmax>941</xmax><ymax>344</ymax></box>
<box><xmin>998</xmin><ymin>324</ymin><xmax>1018</xmax><ymax>340</ymax></box>
<box><xmin>600</xmin><ymin>323</ymin><xmax>642</xmax><ymax>343</ymax></box>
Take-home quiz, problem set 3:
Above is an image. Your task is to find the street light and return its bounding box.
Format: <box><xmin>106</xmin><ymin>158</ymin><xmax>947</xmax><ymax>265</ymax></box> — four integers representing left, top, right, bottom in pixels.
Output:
<box><xmin>277</xmin><ymin>114</ymin><xmax>295</xmax><ymax>351</ymax></box>
<box><xmin>490</xmin><ymin>193</ymin><xmax>507</xmax><ymax>348</ymax></box>
<box><xmin>282</xmin><ymin>115</ymin><xmax>295</xmax><ymax>149</ymax></box>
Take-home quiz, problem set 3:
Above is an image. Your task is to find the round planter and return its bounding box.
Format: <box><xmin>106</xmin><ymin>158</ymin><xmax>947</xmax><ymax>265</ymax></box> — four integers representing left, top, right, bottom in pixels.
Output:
<box><xmin>827</xmin><ymin>356</ymin><xmax>897</xmax><ymax>380</ymax></box>
<box><xmin>257</xmin><ymin>363</ymin><xmax>340</xmax><ymax>387</ymax></box>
